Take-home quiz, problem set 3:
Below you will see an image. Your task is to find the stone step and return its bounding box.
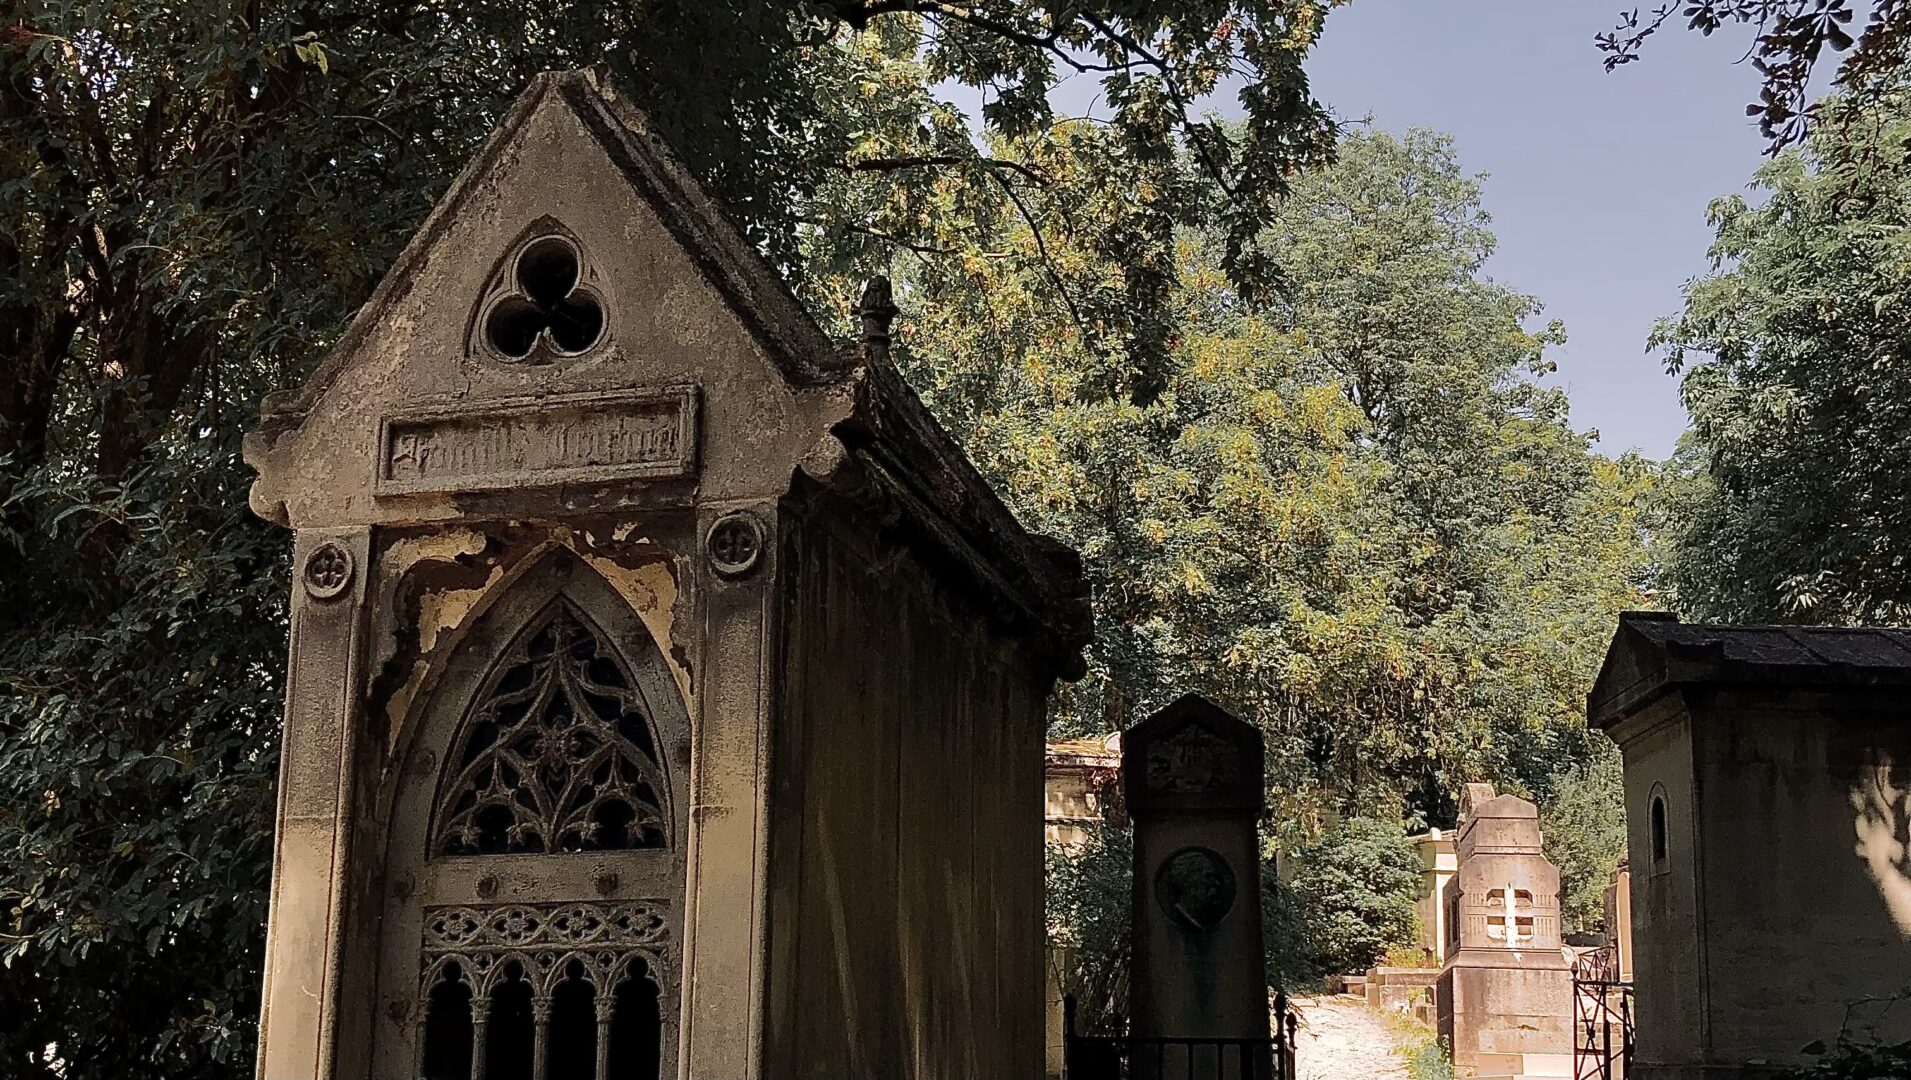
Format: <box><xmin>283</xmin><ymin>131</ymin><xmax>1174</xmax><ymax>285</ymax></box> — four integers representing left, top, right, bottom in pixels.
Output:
<box><xmin>1466</xmin><ymin>1050</ymin><xmax>1573</xmax><ymax>1079</ymax></box>
<box><xmin>1519</xmin><ymin>1052</ymin><xmax>1573</xmax><ymax>1075</ymax></box>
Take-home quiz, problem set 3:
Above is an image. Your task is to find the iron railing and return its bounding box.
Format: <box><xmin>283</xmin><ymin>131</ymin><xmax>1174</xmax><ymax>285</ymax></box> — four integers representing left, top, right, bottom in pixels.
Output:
<box><xmin>1572</xmin><ymin>949</ymin><xmax>1635</xmax><ymax>1080</ymax></box>
<box><xmin>1062</xmin><ymin>993</ymin><xmax>1297</xmax><ymax>1080</ymax></box>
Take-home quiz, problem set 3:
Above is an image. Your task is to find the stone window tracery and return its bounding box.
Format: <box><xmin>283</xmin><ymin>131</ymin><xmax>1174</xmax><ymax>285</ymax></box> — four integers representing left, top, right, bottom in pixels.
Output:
<box><xmin>475</xmin><ymin>229</ymin><xmax>607</xmax><ymax>363</ymax></box>
<box><xmin>434</xmin><ymin>603</ymin><xmax>668</xmax><ymax>857</ymax></box>
<box><xmin>417</xmin><ymin>902</ymin><xmax>667</xmax><ymax>1080</ymax></box>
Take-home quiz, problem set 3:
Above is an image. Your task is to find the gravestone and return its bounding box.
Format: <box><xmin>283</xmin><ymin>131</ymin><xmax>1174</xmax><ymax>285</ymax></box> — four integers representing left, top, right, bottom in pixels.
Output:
<box><xmin>1122</xmin><ymin>695</ymin><xmax>1273</xmax><ymax>1078</ymax></box>
<box><xmin>242</xmin><ymin>70</ymin><xmax>1090</xmax><ymax>1080</ymax></box>
<box><xmin>1436</xmin><ymin>784</ymin><xmax>1572</xmax><ymax>1080</ymax></box>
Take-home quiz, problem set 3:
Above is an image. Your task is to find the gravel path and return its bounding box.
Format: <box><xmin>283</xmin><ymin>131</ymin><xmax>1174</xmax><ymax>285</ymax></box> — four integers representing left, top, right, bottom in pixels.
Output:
<box><xmin>1289</xmin><ymin>995</ymin><xmax>1410</xmax><ymax>1080</ymax></box>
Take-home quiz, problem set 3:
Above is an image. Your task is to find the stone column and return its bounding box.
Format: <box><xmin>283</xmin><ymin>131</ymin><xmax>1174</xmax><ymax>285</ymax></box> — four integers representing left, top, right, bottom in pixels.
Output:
<box><xmin>680</xmin><ymin>502</ymin><xmax>778</xmax><ymax>1079</ymax></box>
<box><xmin>255</xmin><ymin>527</ymin><xmax>372</xmax><ymax>1080</ymax></box>
<box><xmin>1123</xmin><ymin>695</ymin><xmax>1272</xmax><ymax>1080</ymax></box>
<box><xmin>1605</xmin><ymin>855</ymin><xmax>1633</xmax><ymax>981</ymax></box>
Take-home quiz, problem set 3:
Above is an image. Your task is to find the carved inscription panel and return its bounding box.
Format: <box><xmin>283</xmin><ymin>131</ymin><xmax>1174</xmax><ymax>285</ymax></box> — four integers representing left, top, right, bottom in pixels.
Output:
<box><xmin>377</xmin><ymin>387</ymin><xmax>697</xmax><ymax>495</ymax></box>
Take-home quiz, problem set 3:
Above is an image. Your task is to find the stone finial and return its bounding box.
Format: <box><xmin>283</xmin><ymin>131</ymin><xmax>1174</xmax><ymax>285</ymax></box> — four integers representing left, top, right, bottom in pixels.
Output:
<box><xmin>1460</xmin><ymin>782</ymin><xmax>1498</xmax><ymax>821</ymax></box>
<box><xmin>858</xmin><ymin>276</ymin><xmax>899</xmax><ymax>357</ymax></box>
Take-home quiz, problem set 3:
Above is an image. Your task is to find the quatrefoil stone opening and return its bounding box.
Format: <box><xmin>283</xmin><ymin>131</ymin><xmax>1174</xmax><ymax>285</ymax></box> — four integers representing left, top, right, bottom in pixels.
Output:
<box><xmin>302</xmin><ymin>542</ymin><xmax>354</xmax><ymax>600</ymax></box>
<box><xmin>482</xmin><ymin>235</ymin><xmax>605</xmax><ymax>362</ymax></box>
<box><xmin>706</xmin><ymin>513</ymin><xmax>765</xmax><ymax>577</ymax></box>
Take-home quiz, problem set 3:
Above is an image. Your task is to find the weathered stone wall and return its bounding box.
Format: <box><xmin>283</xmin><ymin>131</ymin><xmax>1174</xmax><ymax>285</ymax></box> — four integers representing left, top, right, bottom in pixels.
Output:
<box><xmin>763</xmin><ymin>500</ymin><xmax>1048</xmax><ymax>1079</ymax></box>
<box><xmin>1613</xmin><ymin>693</ymin><xmax>1706</xmax><ymax>1075</ymax></box>
<box><xmin>1593</xmin><ymin>614</ymin><xmax>1911</xmax><ymax>1080</ymax></box>
<box><xmin>1688</xmin><ymin>689</ymin><xmax>1911</xmax><ymax>1073</ymax></box>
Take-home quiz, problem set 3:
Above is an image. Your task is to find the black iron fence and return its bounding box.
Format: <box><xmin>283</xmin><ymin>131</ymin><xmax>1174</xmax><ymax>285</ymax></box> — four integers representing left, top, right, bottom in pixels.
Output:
<box><xmin>1572</xmin><ymin>949</ymin><xmax>1634</xmax><ymax>1080</ymax></box>
<box><xmin>1062</xmin><ymin>993</ymin><xmax>1297</xmax><ymax>1080</ymax></box>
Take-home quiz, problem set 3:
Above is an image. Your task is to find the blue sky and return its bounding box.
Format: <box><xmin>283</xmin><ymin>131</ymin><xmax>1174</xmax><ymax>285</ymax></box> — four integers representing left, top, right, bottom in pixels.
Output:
<box><xmin>1303</xmin><ymin>0</ymin><xmax>1771</xmax><ymax>459</ymax></box>
<box><xmin>942</xmin><ymin>3</ymin><xmax>1781</xmax><ymax>459</ymax></box>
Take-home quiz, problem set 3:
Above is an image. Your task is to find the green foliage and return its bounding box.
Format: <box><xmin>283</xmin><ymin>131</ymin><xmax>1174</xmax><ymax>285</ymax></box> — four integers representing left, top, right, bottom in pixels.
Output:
<box><xmin>1652</xmin><ymin>85</ymin><xmax>1911</xmax><ymax>624</ymax></box>
<box><xmin>874</xmin><ymin>124</ymin><xmax>1651</xmax><ymax>822</ymax></box>
<box><xmin>1402</xmin><ymin>1036</ymin><xmax>1457</xmax><ymax>1080</ymax></box>
<box><xmin>2</xmin><ymin>4</ymin><xmax>1341</xmax><ymax>1075</ymax></box>
<box><xmin>0</xmin><ymin>438</ymin><xmax>285</xmax><ymax>1073</ymax></box>
<box><xmin>1285</xmin><ymin>818</ymin><xmax>1421</xmax><ymax>976</ymax></box>
<box><xmin>1384</xmin><ymin>1012</ymin><xmax>1456</xmax><ymax>1080</ymax></box>
<box><xmin>1540</xmin><ymin>750</ymin><xmax>1628</xmax><ymax>934</ymax></box>
<box><xmin>1261</xmin><ymin>861</ymin><xmax>1323</xmax><ymax>989</ymax></box>
<box><xmin>1045</xmin><ymin>824</ymin><xmax>1133</xmax><ymax>1034</ymax></box>
<box><xmin>1598</xmin><ymin>1</ymin><xmax>1911</xmax><ymax>155</ymax></box>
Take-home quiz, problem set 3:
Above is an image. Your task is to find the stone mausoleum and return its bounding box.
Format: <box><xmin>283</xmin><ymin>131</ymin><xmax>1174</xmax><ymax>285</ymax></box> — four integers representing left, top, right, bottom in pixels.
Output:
<box><xmin>243</xmin><ymin>70</ymin><xmax>1089</xmax><ymax>1080</ymax></box>
<box><xmin>1592</xmin><ymin>612</ymin><xmax>1911</xmax><ymax>1079</ymax></box>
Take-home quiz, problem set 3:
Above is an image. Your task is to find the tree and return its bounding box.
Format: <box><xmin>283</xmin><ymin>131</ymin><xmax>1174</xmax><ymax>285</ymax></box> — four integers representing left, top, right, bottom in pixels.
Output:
<box><xmin>1540</xmin><ymin>751</ymin><xmax>1628</xmax><ymax>934</ymax></box>
<box><xmin>1</xmin><ymin>5</ymin><xmax>1341</xmax><ymax>1075</ymax></box>
<box><xmin>1652</xmin><ymin>84</ymin><xmax>1911</xmax><ymax>623</ymax></box>
<box><xmin>1599</xmin><ymin>0</ymin><xmax>1911</xmax><ymax>154</ymax></box>
<box><xmin>925</xmin><ymin>121</ymin><xmax>1649</xmax><ymax>999</ymax></box>
<box><xmin>871</xmin><ymin>124</ymin><xmax>1651</xmax><ymax>824</ymax></box>
<box><xmin>1045</xmin><ymin>823</ymin><xmax>1133</xmax><ymax>1034</ymax></box>
<box><xmin>1285</xmin><ymin>817</ymin><xmax>1421</xmax><ymax>976</ymax></box>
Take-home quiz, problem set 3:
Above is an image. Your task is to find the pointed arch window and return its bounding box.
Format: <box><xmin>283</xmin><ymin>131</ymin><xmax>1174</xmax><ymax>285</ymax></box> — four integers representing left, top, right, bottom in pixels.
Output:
<box><xmin>434</xmin><ymin>603</ymin><xmax>669</xmax><ymax>857</ymax></box>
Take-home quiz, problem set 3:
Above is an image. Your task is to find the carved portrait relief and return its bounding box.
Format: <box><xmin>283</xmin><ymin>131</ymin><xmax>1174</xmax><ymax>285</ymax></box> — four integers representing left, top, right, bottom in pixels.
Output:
<box><xmin>373</xmin><ymin>550</ymin><xmax>688</xmax><ymax>1080</ymax></box>
<box><xmin>1154</xmin><ymin>846</ymin><xmax>1238</xmax><ymax>932</ymax></box>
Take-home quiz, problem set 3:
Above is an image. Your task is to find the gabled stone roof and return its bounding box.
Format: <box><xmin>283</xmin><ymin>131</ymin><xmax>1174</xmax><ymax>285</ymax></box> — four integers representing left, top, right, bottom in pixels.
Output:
<box><xmin>244</xmin><ymin>69</ymin><xmax>1091</xmax><ymax>675</ymax></box>
<box><xmin>256</xmin><ymin>69</ymin><xmax>843</xmax><ymax>433</ymax></box>
<box><xmin>1588</xmin><ymin>611</ymin><xmax>1911</xmax><ymax>727</ymax></box>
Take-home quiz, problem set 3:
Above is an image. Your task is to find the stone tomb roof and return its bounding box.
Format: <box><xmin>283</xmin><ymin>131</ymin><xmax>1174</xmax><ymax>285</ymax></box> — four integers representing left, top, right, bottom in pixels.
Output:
<box><xmin>242</xmin><ymin>69</ymin><xmax>1089</xmax><ymax>676</ymax></box>
<box><xmin>1589</xmin><ymin>611</ymin><xmax>1911</xmax><ymax>727</ymax></box>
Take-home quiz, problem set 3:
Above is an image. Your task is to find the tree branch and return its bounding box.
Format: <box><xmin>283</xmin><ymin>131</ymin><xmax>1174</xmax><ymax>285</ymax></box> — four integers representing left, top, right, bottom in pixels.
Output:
<box><xmin>987</xmin><ymin>170</ymin><xmax>1101</xmax><ymax>360</ymax></box>
<box><xmin>844</xmin><ymin>152</ymin><xmax>1051</xmax><ymax>186</ymax></box>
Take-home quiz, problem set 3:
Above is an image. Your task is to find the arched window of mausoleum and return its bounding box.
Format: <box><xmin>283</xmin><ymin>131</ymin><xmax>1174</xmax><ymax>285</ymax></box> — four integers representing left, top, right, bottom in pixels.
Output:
<box><xmin>1649</xmin><ymin>785</ymin><xmax>1670</xmax><ymax>869</ymax></box>
<box><xmin>433</xmin><ymin>603</ymin><xmax>668</xmax><ymax>856</ymax></box>
<box><xmin>392</xmin><ymin>555</ymin><xmax>680</xmax><ymax>1080</ymax></box>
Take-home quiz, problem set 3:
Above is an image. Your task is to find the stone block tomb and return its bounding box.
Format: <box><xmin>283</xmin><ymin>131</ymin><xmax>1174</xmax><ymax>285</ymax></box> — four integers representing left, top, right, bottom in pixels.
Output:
<box><xmin>243</xmin><ymin>70</ymin><xmax>1089</xmax><ymax>1080</ymax></box>
<box><xmin>1591</xmin><ymin>612</ymin><xmax>1911</xmax><ymax>1080</ymax></box>
<box><xmin>1436</xmin><ymin>784</ymin><xmax>1572</xmax><ymax>1080</ymax></box>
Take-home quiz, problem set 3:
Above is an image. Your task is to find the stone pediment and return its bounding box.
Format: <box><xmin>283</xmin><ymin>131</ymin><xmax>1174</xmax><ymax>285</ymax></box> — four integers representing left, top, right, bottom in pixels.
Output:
<box><xmin>243</xmin><ymin>69</ymin><xmax>1092</xmax><ymax>676</ymax></box>
<box><xmin>244</xmin><ymin>70</ymin><xmax>862</xmax><ymax>532</ymax></box>
<box><xmin>1121</xmin><ymin>695</ymin><xmax>1264</xmax><ymax>814</ymax></box>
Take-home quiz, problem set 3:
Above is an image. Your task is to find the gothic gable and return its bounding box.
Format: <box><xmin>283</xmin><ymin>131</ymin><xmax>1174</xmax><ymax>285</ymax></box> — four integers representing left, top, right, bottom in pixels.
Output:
<box><xmin>244</xmin><ymin>71</ymin><xmax>856</xmax><ymax>530</ymax></box>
